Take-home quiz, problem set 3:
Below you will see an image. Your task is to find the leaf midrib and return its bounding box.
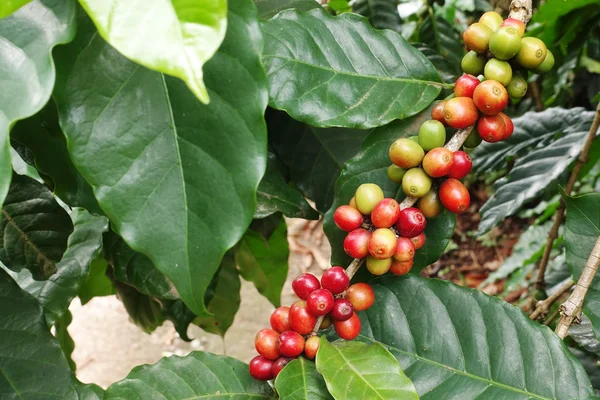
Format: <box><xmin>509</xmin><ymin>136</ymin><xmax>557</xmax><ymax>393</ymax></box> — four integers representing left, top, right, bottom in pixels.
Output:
<box><xmin>360</xmin><ymin>334</ymin><xmax>553</xmax><ymax>400</ymax></box>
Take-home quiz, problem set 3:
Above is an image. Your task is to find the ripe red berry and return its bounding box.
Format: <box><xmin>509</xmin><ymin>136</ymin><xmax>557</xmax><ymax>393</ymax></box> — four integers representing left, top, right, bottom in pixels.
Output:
<box><xmin>410</xmin><ymin>233</ymin><xmax>426</xmax><ymax>250</ymax></box>
<box><xmin>396</xmin><ymin>207</ymin><xmax>427</xmax><ymax>238</ymax></box>
<box><xmin>390</xmin><ymin>259</ymin><xmax>414</xmax><ymax>275</ymax></box>
<box><xmin>330</xmin><ymin>298</ymin><xmax>354</xmax><ymax>321</ymax></box>
<box><xmin>304</xmin><ymin>336</ymin><xmax>320</xmax><ymax>359</ymax></box>
<box><xmin>439</xmin><ymin>178</ymin><xmax>471</xmax><ymax>214</ymax></box>
<box><xmin>454</xmin><ymin>74</ymin><xmax>480</xmax><ymax>98</ymax></box>
<box><xmin>249</xmin><ymin>356</ymin><xmax>274</xmax><ymax>381</ymax></box>
<box><xmin>444</xmin><ymin>97</ymin><xmax>479</xmax><ymax>129</ymax></box>
<box><xmin>272</xmin><ymin>357</ymin><xmax>292</xmax><ymax>378</ymax></box>
<box><xmin>393</xmin><ymin>237</ymin><xmax>415</xmax><ymax>262</ymax></box>
<box><xmin>431</xmin><ymin>100</ymin><xmax>447</xmax><ymax>125</ymax></box>
<box><xmin>255</xmin><ymin>329</ymin><xmax>280</xmax><ymax>360</ymax></box>
<box><xmin>463</xmin><ymin>22</ymin><xmax>493</xmax><ymax>53</ymax></box>
<box><xmin>289</xmin><ymin>300</ymin><xmax>317</xmax><ymax>335</ymax></box>
<box><xmin>346</xmin><ymin>283</ymin><xmax>375</xmax><ymax>311</ymax></box>
<box><xmin>270</xmin><ymin>306</ymin><xmax>291</xmax><ymax>333</ymax></box>
<box><xmin>371</xmin><ymin>198</ymin><xmax>400</xmax><ymax>228</ymax></box>
<box><xmin>343</xmin><ymin>228</ymin><xmax>371</xmax><ymax>259</ymax></box>
<box><xmin>277</xmin><ymin>330</ymin><xmax>305</xmax><ymax>358</ymax></box>
<box><xmin>477</xmin><ymin>114</ymin><xmax>506</xmax><ymax>143</ymax></box>
<box><xmin>292</xmin><ymin>273</ymin><xmax>320</xmax><ymax>300</ymax></box>
<box><xmin>321</xmin><ymin>266</ymin><xmax>350</xmax><ymax>295</ymax></box>
<box><xmin>499</xmin><ymin>112</ymin><xmax>514</xmax><ymax>140</ymax></box>
<box><xmin>307</xmin><ymin>288</ymin><xmax>334</xmax><ymax>316</ymax></box>
<box><xmin>422</xmin><ymin>147</ymin><xmax>455</xmax><ymax>178</ymax></box>
<box><xmin>368</xmin><ymin>228</ymin><xmax>397</xmax><ymax>260</ymax></box>
<box><xmin>334</xmin><ymin>312</ymin><xmax>361</xmax><ymax>340</ymax></box>
<box><xmin>473</xmin><ymin>80</ymin><xmax>508</xmax><ymax>115</ymax></box>
<box><xmin>333</xmin><ymin>205</ymin><xmax>364</xmax><ymax>232</ymax></box>
<box><xmin>448</xmin><ymin>151</ymin><xmax>472</xmax><ymax>179</ymax></box>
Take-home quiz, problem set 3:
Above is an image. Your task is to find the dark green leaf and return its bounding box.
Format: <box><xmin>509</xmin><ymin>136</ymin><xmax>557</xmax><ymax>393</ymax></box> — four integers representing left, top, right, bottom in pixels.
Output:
<box><xmin>0</xmin><ymin>173</ymin><xmax>73</xmax><ymax>280</ymax></box>
<box><xmin>104</xmin><ymin>352</ymin><xmax>274</xmax><ymax>399</ymax></box>
<box><xmin>323</xmin><ymin>106</ymin><xmax>454</xmax><ymax>267</ymax></box>
<box><xmin>236</xmin><ymin>221</ymin><xmax>289</xmax><ymax>307</ymax></box>
<box><xmin>256</xmin><ymin>153</ymin><xmax>319</xmax><ymax>220</ymax></box>
<box><xmin>10</xmin><ymin>101</ymin><xmax>101</xmax><ymax>214</ymax></box>
<box><xmin>564</xmin><ymin>191</ymin><xmax>600</xmax><ymax>339</ymax></box>
<box><xmin>114</xmin><ymin>281</ymin><xmax>166</xmax><ymax>334</ymax></box>
<box><xmin>256</xmin><ymin>0</ymin><xmax>320</xmax><ymax>19</ymax></box>
<box><xmin>75</xmin><ymin>382</ymin><xmax>105</xmax><ymax>400</ymax></box>
<box><xmin>413</xmin><ymin>43</ymin><xmax>458</xmax><ymax>84</ymax></box>
<box><xmin>195</xmin><ymin>252</ymin><xmax>241</xmax><ymax>337</ymax></box>
<box><xmin>261</xmin><ymin>8</ymin><xmax>443</xmax><ymax>128</ymax></box>
<box><xmin>353</xmin><ymin>0</ymin><xmax>402</xmax><ymax>33</ymax></box>
<box><xmin>275</xmin><ymin>357</ymin><xmax>333</xmax><ymax>400</ymax></box>
<box><xmin>570</xmin><ymin>315</ymin><xmax>600</xmax><ymax>357</ymax></box>
<box><xmin>531</xmin><ymin>0</ymin><xmax>600</xmax><ymax>47</ymax></box>
<box><xmin>316</xmin><ymin>338</ymin><xmax>419</xmax><ymax>400</ymax></box>
<box><xmin>0</xmin><ymin>268</ymin><xmax>77</xmax><ymax>399</ymax></box>
<box><xmin>53</xmin><ymin>0</ymin><xmax>268</xmax><ymax>316</ymax></box>
<box><xmin>78</xmin><ymin>256</ymin><xmax>115</xmax><ymax>305</ymax></box>
<box><xmin>360</xmin><ymin>275</ymin><xmax>594</xmax><ymax>399</ymax></box>
<box><xmin>55</xmin><ymin>309</ymin><xmax>76</xmax><ymax>371</ymax></box>
<box><xmin>0</xmin><ymin>0</ymin><xmax>76</xmax><ymax>207</ymax></box>
<box><xmin>418</xmin><ymin>14</ymin><xmax>462</xmax><ymax>77</ymax></box>
<box><xmin>268</xmin><ymin>109</ymin><xmax>370</xmax><ymax>212</ymax></box>
<box><xmin>78</xmin><ymin>0</ymin><xmax>227</xmax><ymax>104</ymax></box>
<box><xmin>164</xmin><ymin>300</ymin><xmax>197</xmax><ymax>342</ymax></box>
<box><xmin>569</xmin><ymin>347</ymin><xmax>600</xmax><ymax>392</ymax></box>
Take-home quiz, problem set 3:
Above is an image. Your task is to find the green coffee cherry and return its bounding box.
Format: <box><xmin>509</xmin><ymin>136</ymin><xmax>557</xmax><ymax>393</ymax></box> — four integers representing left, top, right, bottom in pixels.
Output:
<box><xmin>402</xmin><ymin>168</ymin><xmax>432</xmax><ymax>198</ymax></box>
<box><xmin>463</xmin><ymin>129</ymin><xmax>482</xmax><ymax>148</ymax></box>
<box><xmin>418</xmin><ymin>120</ymin><xmax>446</xmax><ymax>151</ymax></box>
<box><xmin>355</xmin><ymin>183</ymin><xmax>384</xmax><ymax>214</ymax></box>
<box><xmin>516</xmin><ymin>37</ymin><xmax>547</xmax><ymax>69</ymax></box>
<box><xmin>461</xmin><ymin>51</ymin><xmax>486</xmax><ymax>76</ymax></box>
<box><xmin>484</xmin><ymin>58</ymin><xmax>513</xmax><ymax>86</ymax></box>
<box><xmin>387</xmin><ymin>165</ymin><xmax>406</xmax><ymax>183</ymax></box>
<box><xmin>489</xmin><ymin>27</ymin><xmax>522</xmax><ymax>60</ymax></box>
<box><xmin>507</xmin><ymin>75</ymin><xmax>528</xmax><ymax>98</ymax></box>
<box><xmin>535</xmin><ymin>49</ymin><xmax>554</xmax><ymax>73</ymax></box>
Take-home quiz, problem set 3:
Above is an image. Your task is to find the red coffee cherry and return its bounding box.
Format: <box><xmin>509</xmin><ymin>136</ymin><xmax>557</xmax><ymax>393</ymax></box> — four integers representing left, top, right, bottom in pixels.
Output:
<box><xmin>277</xmin><ymin>330</ymin><xmax>305</xmax><ymax>358</ymax></box>
<box><xmin>473</xmin><ymin>80</ymin><xmax>508</xmax><ymax>115</ymax></box>
<box><xmin>304</xmin><ymin>335</ymin><xmax>320</xmax><ymax>359</ymax></box>
<box><xmin>289</xmin><ymin>300</ymin><xmax>317</xmax><ymax>335</ymax></box>
<box><xmin>270</xmin><ymin>306</ymin><xmax>291</xmax><ymax>333</ymax></box>
<box><xmin>321</xmin><ymin>266</ymin><xmax>350</xmax><ymax>294</ymax></box>
<box><xmin>334</xmin><ymin>312</ymin><xmax>361</xmax><ymax>340</ymax></box>
<box><xmin>343</xmin><ymin>228</ymin><xmax>371</xmax><ymax>259</ymax></box>
<box><xmin>390</xmin><ymin>259</ymin><xmax>414</xmax><ymax>275</ymax></box>
<box><xmin>396</xmin><ymin>207</ymin><xmax>427</xmax><ymax>238</ymax></box>
<box><xmin>463</xmin><ymin>22</ymin><xmax>493</xmax><ymax>53</ymax></box>
<box><xmin>499</xmin><ymin>112</ymin><xmax>514</xmax><ymax>140</ymax></box>
<box><xmin>444</xmin><ymin>97</ymin><xmax>479</xmax><ymax>129</ymax></box>
<box><xmin>448</xmin><ymin>151</ymin><xmax>472</xmax><ymax>179</ymax></box>
<box><xmin>346</xmin><ymin>283</ymin><xmax>375</xmax><ymax>311</ymax></box>
<box><xmin>454</xmin><ymin>74</ymin><xmax>480</xmax><ymax>98</ymax></box>
<box><xmin>307</xmin><ymin>288</ymin><xmax>335</xmax><ymax>316</ymax></box>
<box><xmin>393</xmin><ymin>237</ymin><xmax>416</xmax><ymax>262</ymax></box>
<box><xmin>272</xmin><ymin>357</ymin><xmax>293</xmax><ymax>378</ymax></box>
<box><xmin>255</xmin><ymin>329</ymin><xmax>280</xmax><ymax>360</ymax></box>
<box><xmin>371</xmin><ymin>198</ymin><xmax>400</xmax><ymax>228</ymax></box>
<box><xmin>249</xmin><ymin>356</ymin><xmax>274</xmax><ymax>381</ymax></box>
<box><xmin>410</xmin><ymin>233</ymin><xmax>426</xmax><ymax>250</ymax></box>
<box><xmin>431</xmin><ymin>100</ymin><xmax>447</xmax><ymax>125</ymax></box>
<box><xmin>333</xmin><ymin>205</ymin><xmax>364</xmax><ymax>232</ymax></box>
<box><xmin>477</xmin><ymin>114</ymin><xmax>506</xmax><ymax>143</ymax></box>
<box><xmin>422</xmin><ymin>147</ymin><xmax>455</xmax><ymax>178</ymax></box>
<box><xmin>368</xmin><ymin>228</ymin><xmax>397</xmax><ymax>260</ymax></box>
<box><xmin>292</xmin><ymin>273</ymin><xmax>320</xmax><ymax>300</ymax></box>
<box><xmin>330</xmin><ymin>298</ymin><xmax>354</xmax><ymax>321</ymax></box>
<box><xmin>439</xmin><ymin>178</ymin><xmax>471</xmax><ymax>214</ymax></box>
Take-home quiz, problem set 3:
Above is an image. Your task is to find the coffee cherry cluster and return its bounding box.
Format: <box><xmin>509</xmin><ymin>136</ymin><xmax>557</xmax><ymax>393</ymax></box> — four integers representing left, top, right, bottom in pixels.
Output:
<box><xmin>249</xmin><ymin>268</ymin><xmax>375</xmax><ymax>381</ymax></box>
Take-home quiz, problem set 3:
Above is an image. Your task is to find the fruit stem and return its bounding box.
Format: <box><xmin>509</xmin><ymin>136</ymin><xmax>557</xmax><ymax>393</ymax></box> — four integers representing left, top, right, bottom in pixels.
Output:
<box><xmin>529</xmin><ymin>279</ymin><xmax>574</xmax><ymax>320</ymax></box>
<box><xmin>507</xmin><ymin>0</ymin><xmax>532</xmax><ymax>25</ymax></box>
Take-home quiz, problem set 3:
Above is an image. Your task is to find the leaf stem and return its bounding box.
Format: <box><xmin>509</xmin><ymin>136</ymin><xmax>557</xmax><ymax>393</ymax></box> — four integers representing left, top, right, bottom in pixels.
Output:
<box><xmin>529</xmin><ymin>279</ymin><xmax>574</xmax><ymax>320</ymax></box>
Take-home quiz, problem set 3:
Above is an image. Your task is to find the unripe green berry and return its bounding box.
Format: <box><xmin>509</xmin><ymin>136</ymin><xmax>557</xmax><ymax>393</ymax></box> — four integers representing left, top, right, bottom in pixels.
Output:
<box><xmin>461</xmin><ymin>51</ymin><xmax>486</xmax><ymax>76</ymax></box>
<box><xmin>489</xmin><ymin>27</ymin><xmax>522</xmax><ymax>60</ymax></box>
<box><xmin>463</xmin><ymin>23</ymin><xmax>493</xmax><ymax>54</ymax></box>
<box><xmin>507</xmin><ymin>75</ymin><xmax>528</xmax><ymax>98</ymax></box>
<box><xmin>418</xmin><ymin>120</ymin><xmax>446</xmax><ymax>151</ymax></box>
<box><xmin>463</xmin><ymin>129</ymin><xmax>482</xmax><ymax>148</ymax></box>
<box><xmin>516</xmin><ymin>37</ymin><xmax>547</xmax><ymax>69</ymax></box>
<box><xmin>387</xmin><ymin>165</ymin><xmax>406</xmax><ymax>183</ymax></box>
<box><xmin>402</xmin><ymin>168</ymin><xmax>432</xmax><ymax>198</ymax></box>
<box><xmin>479</xmin><ymin>11</ymin><xmax>503</xmax><ymax>32</ymax></box>
<box><xmin>484</xmin><ymin>58</ymin><xmax>513</xmax><ymax>86</ymax></box>
<box><xmin>535</xmin><ymin>49</ymin><xmax>554</xmax><ymax>73</ymax></box>
<box><xmin>389</xmin><ymin>138</ymin><xmax>424</xmax><ymax>169</ymax></box>
<box><xmin>355</xmin><ymin>183</ymin><xmax>384</xmax><ymax>215</ymax></box>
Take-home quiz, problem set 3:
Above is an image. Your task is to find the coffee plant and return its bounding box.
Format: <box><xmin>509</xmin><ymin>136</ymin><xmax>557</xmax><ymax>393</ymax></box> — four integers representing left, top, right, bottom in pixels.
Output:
<box><xmin>1</xmin><ymin>0</ymin><xmax>599</xmax><ymax>398</ymax></box>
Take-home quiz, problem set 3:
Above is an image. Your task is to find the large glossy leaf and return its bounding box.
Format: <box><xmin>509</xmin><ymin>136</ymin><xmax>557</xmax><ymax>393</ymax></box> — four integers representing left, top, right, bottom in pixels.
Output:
<box><xmin>353</xmin><ymin>0</ymin><xmax>402</xmax><ymax>33</ymax></box>
<box><xmin>0</xmin><ymin>268</ymin><xmax>77</xmax><ymax>399</ymax></box>
<box><xmin>195</xmin><ymin>252</ymin><xmax>241</xmax><ymax>337</ymax></box>
<box><xmin>236</xmin><ymin>221</ymin><xmax>289</xmax><ymax>307</ymax></box>
<box><xmin>478</xmin><ymin>109</ymin><xmax>598</xmax><ymax>234</ymax></box>
<box><xmin>75</xmin><ymin>383</ymin><xmax>105</xmax><ymax>400</ymax></box>
<box><xmin>268</xmin><ymin>109</ymin><xmax>369</xmax><ymax>213</ymax></box>
<box><xmin>5</xmin><ymin>208</ymin><xmax>107</xmax><ymax>325</ymax></box>
<box><xmin>316</xmin><ymin>338</ymin><xmax>419</xmax><ymax>400</ymax></box>
<box><xmin>413</xmin><ymin>43</ymin><xmax>458</xmax><ymax>84</ymax></box>
<box><xmin>78</xmin><ymin>256</ymin><xmax>115</xmax><ymax>304</ymax></box>
<box><xmin>323</xmin><ymin>106</ymin><xmax>455</xmax><ymax>267</ymax></box>
<box><xmin>564</xmin><ymin>192</ymin><xmax>600</xmax><ymax>339</ymax></box>
<box><xmin>10</xmin><ymin>101</ymin><xmax>101</xmax><ymax>214</ymax></box>
<box><xmin>53</xmin><ymin>0</ymin><xmax>268</xmax><ymax>316</ymax></box>
<box><xmin>275</xmin><ymin>357</ymin><xmax>332</xmax><ymax>400</ymax></box>
<box><xmin>261</xmin><ymin>8</ymin><xmax>443</xmax><ymax>129</ymax></box>
<box><xmin>570</xmin><ymin>315</ymin><xmax>600</xmax><ymax>357</ymax></box>
<box><xmin>55</xmin><ymin>309</ymin><xmax>76</xmax><ymax>371</ymax></box>
<box><xmin>0</xmin><ymin>0</ymin><xmax>31</xmax><ymax>18</ymax></box>
<box><xmin>418</xmin><ymin>15</ymin><xmax>462</xmax><ymax>77</ymax></box>
<box><xmin>569</xmin><ymin>347</ymin><xmax>600</xmax><ymax>392</ymax></box>
<box><xmin>0</xmin><ymin>0</ymin><xmax>76</xmax><ymax>207</ymax></box>
<box><xmin>256</xmin><ymin>0</ymin><xmax>320</xmax><ymax>19</ymax></box>
<box><xmin>531</xmin><ymin>0</ymin><xmax>600</xmax><ymax>46</ymax></box>
<box><xmin>256</xmin><ymin>153</ymin><xmax>319</xmax><ymax>220</ymax></box>
<box><xmin>0</xmin><ymin>173</ymin><xmax>73</xmax><ymax>280</ymax></box>
<box><xmin>78</xmin><ymin>0</ymin><xmax>227</xmax><ymax>104</ymax></box>
<box><xmin>104</xmin><ymin>352</ymin><xmax>274</xmax><ymax>399</ymax></box>
<box><xmin>359</xmin><ymin>275</ymin><xmax>595</xmax><ymax>399</ymax></box>
<box><xmin>114</xmin><ymin>281</ymin><xmax>166</xmax><ymax>334</ymax></box>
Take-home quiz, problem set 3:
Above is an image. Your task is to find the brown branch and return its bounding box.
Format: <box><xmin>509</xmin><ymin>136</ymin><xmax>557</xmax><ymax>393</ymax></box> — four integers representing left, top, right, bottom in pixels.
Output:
<box><xmin>507</xmin><ymin>0</ymin><xmax>532</xmax><ymax>24</ymax></box>
<box><xmin>530</xmin><ymin>279</ymin><xmax>574</xmax><ymax>320</ymax></box>
<box><xmin>555</xmin><ymin>237</ymin><xmax>600</xmax><ymax>339</ymax></box>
